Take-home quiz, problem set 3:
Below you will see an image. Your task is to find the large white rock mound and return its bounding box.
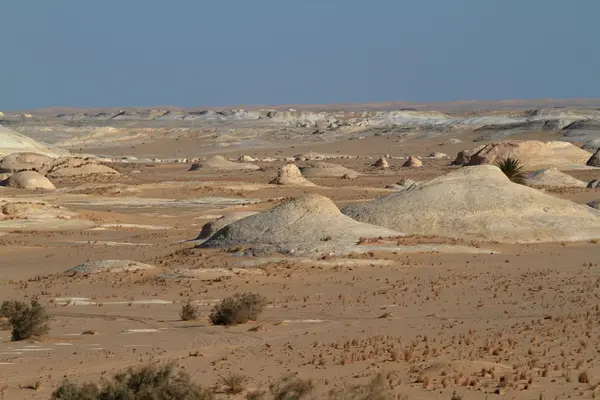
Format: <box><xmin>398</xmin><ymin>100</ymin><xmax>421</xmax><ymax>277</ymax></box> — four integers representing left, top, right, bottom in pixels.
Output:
<box><xmin>463</xmin><ymin>141</ymin><xmax>591</xmax><ymax>168</ymax></box>
<box><xmin>0</xmin><ymin>125</ymin><xmax>65</xmax><ymax>157</ymax></box>
<box><xmin>200</xmin><ymin>194</ymin><xmax>401</xmax><ymax>248</ymax></box>
<box><xmin>189</xmin><ymin>156</ymin><xmax>260</xmax><ymax>171</ymax></box>
<box><xmin>0</xmin><ymin>152</ymin><xmax>54</xmax><ymax>173</ymax></box>
<box><xmin>525</xmin><ymin>168</ymin><xmax>587</xmax><ymax>188</ymax></box>
<box><xmin>1</xmin><ymin>171</ymin><xmax>56</xmax><ymax>190</ymax></box>
<box><xmin>300</xmin><ymin>162</ymin><xmax>360</xmax><ymax>178</ymax></box>
<box><xmin>342</xmin><ymin>165</ymin><xmax>600</xmax><ymax>243</ymax></box>
<box><xmin>195</xmin><ymin>211</ymin><xmax>259</xmax><ymax>240</ymax></box>
<box><xmin>269</xmin><ymin>164</ymin><xmax>316</xmax><ymax>186</ymax></box>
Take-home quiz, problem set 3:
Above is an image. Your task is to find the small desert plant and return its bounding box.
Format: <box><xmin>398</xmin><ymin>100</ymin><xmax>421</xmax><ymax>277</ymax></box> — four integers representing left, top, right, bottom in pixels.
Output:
<box><xmin>209</xmin><ymin>293</ymin><xmax>267</xmax><ymax>326</ymax></box>
<box><xmin>269</xmin><ymin>375</ymin><xmax>314</xmax><ymax>400</ymax></box>
<box><xmin>51</xmin><ymin>363</ymin><xmax>214</xmax><ymax>400</ymax></box>
<box><xmin>0</xmin><ymin>300</ymin><xmax>50</xmax><ymax>341</ymax></box>
<box><xmin>496</xmin><ymin>157</ymin><xmax>526</xmax><ymax>184</ymax></box>
<box><xmin>246</xmin><ymin>390</ymin><xmax>267</xmax><ymax>400</ymax></box>
<box><xmin>218</xmin><ymin>372</ymin><xmax>248</xmax><ymax>394</ymax></box>
<box><xmin>329</xmin><ymin>374</ymin><xmax>393</xmax><ymax>400</ymax></box>
<box><xmin>578</xmin><ymin>370</ymin><xmax>590</xmax><ymax>384</ymax></box>
<box><xmin>180</xmin><ymin>300</ymin><xmax>200</xmax><ymax>321</ymax></box>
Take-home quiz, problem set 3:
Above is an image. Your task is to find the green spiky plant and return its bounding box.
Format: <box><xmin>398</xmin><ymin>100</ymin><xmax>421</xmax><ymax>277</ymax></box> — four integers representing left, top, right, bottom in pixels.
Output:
<box><xmin>496</xmin><ymin>157</ymin><xmax>526</xmax><ymax>184</ymax></box>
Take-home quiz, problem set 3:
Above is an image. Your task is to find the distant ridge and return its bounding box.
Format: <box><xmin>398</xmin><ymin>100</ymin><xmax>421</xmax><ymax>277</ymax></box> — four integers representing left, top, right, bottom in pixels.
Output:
<box><xmin>11</xmin><ymin>98</ymin><xmax>600</xmax><ymax>116</ymax></box>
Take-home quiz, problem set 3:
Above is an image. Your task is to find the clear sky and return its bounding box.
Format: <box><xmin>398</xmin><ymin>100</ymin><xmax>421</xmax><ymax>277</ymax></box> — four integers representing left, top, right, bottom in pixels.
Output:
<box><xmin>1</xmin><ymin>0</ymin><xmax>599</xmax><ymax>111</ymax></box>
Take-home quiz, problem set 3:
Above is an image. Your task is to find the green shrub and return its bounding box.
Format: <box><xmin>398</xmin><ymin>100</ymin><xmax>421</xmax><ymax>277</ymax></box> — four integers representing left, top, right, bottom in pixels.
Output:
<box><xmin>0</xmin><ymin>300</ymin><xmax>50</xmax><ymax>341</ymax></box>
<box><xmin>51</xmin><ymin>363</ymin><xmax>214</xmax><ymax>400</ymax></box>
<box><xmin>180</xmin><ymin>300</ymin><xmax>200</xmax><ymax>321</ymax></box>
<box><xmin>496</xmin><ymin>157</ymin><xmax>526</xmax><ymax>184</ymax></box>
<box><xmin>217</xmin><ymin>372</ymin><xmax>248</xmax><ymax>394</ymax></box>
<box><xmin>209</xmin><ymin>293</ymin><xmax>267</xmax><ymax>326</ymax></box>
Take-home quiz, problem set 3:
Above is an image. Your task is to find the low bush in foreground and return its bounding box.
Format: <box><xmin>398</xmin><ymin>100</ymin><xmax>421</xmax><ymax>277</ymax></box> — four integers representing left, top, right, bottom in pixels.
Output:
<box><xmin>180</xmin><ymin>300</ymin><xmax>200</xmax><ymax>321</ymax></box>
<box><xmin>209</xmin><ymin>293</ymin><xmax>267</xmax><ymax>326</ymax></box>
<box><xmin>0</xmin><ymin>299</ymin><xmax>51</xmax><ymax>341</ymax></box>
<box><xmin>51</xmin><ymin>363</ymin><xmax>214</xmax><ymax>400</ymax></box>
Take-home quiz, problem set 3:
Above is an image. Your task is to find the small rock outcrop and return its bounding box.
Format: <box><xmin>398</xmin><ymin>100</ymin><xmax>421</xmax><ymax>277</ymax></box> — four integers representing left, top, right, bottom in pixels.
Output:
<box><xmin>66</xmin><ymin>260</ymin><xmax>155</xmax><ymax>274</ymax></box>
<box><xmin>189</xmin><ymin>156</ymin><xmax>260</xmax><ymax>171</ymax></box>
<box><xmin>402</xmin><ymin>156</ymin><xmax>422</xmax><ymax>168</ymax></box>
<box><xmin>386</xmin><ymin>179</ymin><xmax>418</xmax><ymax>191</ymax></box>
<box><xmin>372</xmin><ymin>157</ymin><xmax>389</xmax><ymax>169</ymax></box>
<box><xmin>587</xmin><ymin>149</ymin><xmax>600</xmax><ymax>167</ymax></box>
<box><xmin>525</xmin><ymin>168</ymin><xmax>587</xmax><ymax>188</ymax></box>
<box><xmin>300</xmin><ymin>162</ymin><xmax>360</xmax><ymax>178</ymax></box>
<box><xmin>588</xmin><ymin>180</ymin><xmax>600</xmax><ymax>189</ymax></box>
<box><xmin>269</xmin><ymin>164</ymin><xmax>316</xmax><ymax>186</ymax></box>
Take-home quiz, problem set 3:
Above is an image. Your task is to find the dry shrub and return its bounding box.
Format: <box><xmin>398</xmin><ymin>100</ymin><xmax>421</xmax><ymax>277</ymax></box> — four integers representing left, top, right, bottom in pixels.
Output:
<box><xmin>51</xmin><ymin>363</ymin><xmax>214</xmax><ymax>400</ymax></box>
<box><xmin>0</xmin><ymin>300</ymin><xmax>50</xmax><ymax>341</ymax></box>
<box><xmin>180</xmin><ymin>300</ymin><xmax>200</xmax><ymax>321</ymax></box>
<box><xmin>269</xmin><ymin>375</ymin><xmax>314</xmax><ymax>400</ymax></box>
<box><xmin>209</xmin><ymin>293</ymin><xmax>267</xmax><ymax>326</ymax></box>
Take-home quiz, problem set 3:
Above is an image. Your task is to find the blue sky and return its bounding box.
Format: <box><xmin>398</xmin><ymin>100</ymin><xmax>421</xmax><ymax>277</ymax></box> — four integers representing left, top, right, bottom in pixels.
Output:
<box><xmin>1</xmin><ymin>0</ymin><xmax>598</xmax><ymax>110</ymax></box>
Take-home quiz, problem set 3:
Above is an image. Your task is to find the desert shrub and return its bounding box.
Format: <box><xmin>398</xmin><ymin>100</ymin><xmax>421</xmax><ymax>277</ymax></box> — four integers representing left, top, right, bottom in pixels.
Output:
<box><xmin>269</xmin><ymin>375</ymin><xmax>314</xmax><ymax>400</ymax></box>
<box><xmin>496</xmin><ymin>157</ymin><xmax>526</xmax><ymax>184</ymax></box>
<box><xmin>217</xmin><ymin>372</ymin><xmax>248</xmax><ymax>394</ymax></box>
<box><xmin>180</xmin><ymin>300</ymin><xmax>200</xmax><ymax>321</ymax></box>
<box><xmin>0</xmin><ymin>299</ymin><xmax>50</xmax><ymax>341</ymax></box>
<box><xmin>51</xmin><ymin>363</ymin><xmax>214</xmax><ymax>400</ymax></box>
<box><xmin>209</xmin><ymin>293</ymin><xmax>267</xmax><ymax>326</ymax></box>
<box><xmin>246</xmin><ymin>390</ymin><xmax>267</xmax><ymax>400</ymax></box>
<box><xmin>328</xmin><ymin>374</ymin><xmax>393</xmax><ymax>400</ymax></box>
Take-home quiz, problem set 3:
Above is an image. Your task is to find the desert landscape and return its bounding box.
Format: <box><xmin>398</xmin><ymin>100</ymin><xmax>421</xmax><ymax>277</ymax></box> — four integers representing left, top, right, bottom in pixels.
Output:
<box><xmin>1</xmin><ymin>100</ymin><xmax>600</xmax><ymax>399</ymax></box>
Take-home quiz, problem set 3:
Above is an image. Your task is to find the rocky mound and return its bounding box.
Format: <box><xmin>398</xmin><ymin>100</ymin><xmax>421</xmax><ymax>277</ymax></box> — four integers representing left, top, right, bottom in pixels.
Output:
<box><xmin>195</xmin><ymin>211</ymin><xmax>259</xmax><ymax>240</ymax></box>
<box><xmin>1</xmin><ymin>171</ymin><xmax>56</xmax><ymax>190</ymax></box>
<box><xmin>587</xmin><ymin>149</ymin><xmax>600</xmax><ymax>167</ymax></box>
<box><xmin>41</xmin><ymin>157</ymin><xmax>120</xmax><ymax>179</ymax></box>
<box><xmin>269</xmin><ymin>164</ymin><xmax>316</xmax><ymax>186</ymax></box>
<box><xmin>588</xmin><ymin>180</ymin><xmax>600</xmax><ymax>189</ymax></box>
<box><xmin>342</xmin><ymin>165</ymin><xmax>600</xmax><ymax>243</ymax></box>
<box><xmin>200</xmin><ymin>194</ymin><xmax>401</xmax><ymax>249</ymax></box>
<box><xmin>66</xmin><ymin>260</ymin><xmax>155</xmax><ymax>274</ymax></box>
<box><xmin>461</xmin><ymin>141</ymin><xmax>591</xmax><ymax>168</ymax></box>
<box><xmin>189</xmin><ymin>156</ymin><xmax>260</xmax><ymax>171</ymax></box>
<box><xmin>300</xmin><ymin>162</ymin><xmax>360</xmax><ymax>178</ymax></box>
<box><xmin>403</xmin><ymin>156</ymin><xmax>423</xmax><ymax>168</ymax></box>
<box><xmin>525</xmin><ymin>168</ymin><xmax>587</xmax><ymax>188</ymax></box>
<box><xmin>372</xmin><ymin>157</ymin><xmax>389</xmax><ymax>169</ymax></box>
<box><xmin>0</xmin><ymin>125</ymin><xmax>65</xmax><ymax>157</ymax></box>
<box><xmin>428</xmin><ymin>152</ymin><xmax>448</xmax><ymax>159</ymax></box>
<box><xmin>386</xmin><ymin>179</ymin><xmax>418</xmax><ymax>191</ymax></box>
<box><xmin>0</xmin><ymin>152</ymin><xmax>54</xmax><ymax>173</ymax></box>
<box><xmin>453</xmin><ymin>145</ymin><xmax>486</xmax><ymax>165</ymax></box>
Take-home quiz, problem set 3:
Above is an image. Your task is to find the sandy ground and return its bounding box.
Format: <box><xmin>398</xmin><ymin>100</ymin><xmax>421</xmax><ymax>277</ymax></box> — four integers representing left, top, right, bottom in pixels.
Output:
<box><xmin>1</xmin><ymin>112</ymin><xmax>600</xmax><ymax>399</ymax></box>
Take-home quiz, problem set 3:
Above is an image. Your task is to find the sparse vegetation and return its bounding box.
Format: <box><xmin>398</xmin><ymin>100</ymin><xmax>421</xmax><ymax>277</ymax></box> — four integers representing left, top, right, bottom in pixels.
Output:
<box><xmin>496</xmin><ymin>157</ymin><xmax>526</xmax><ymax>184</ymax></box>
<box><xmin>180</xmin><ymin>300</ymin><xmax>200</xmax><ymax>321</ymax></box>
<box><xmin>209</xmin><ymin>292</ymin><xmax>267</xmax><ymax>326</ymax></box>
<box><xmin>269</xmin><ymin>375</ymin><xmax>314</xmax><ymax>400</ymax></box>
<box><xmin>0</xmin><ymin>299</ymin><xmax>50</xmax><ymax>341</ymax></box>
<box><xmin>217</xmin><ymin>372</ymin><xmax>248</xmax><ymax>395</ymax></box>
<box><xmin>51</xmin><ymin>363</ymin><xmax>214</xmax><ymax>400</ymax></box>
<box><xmin>329</xmin><ymin>374</ymin><xmax>394</xmax><ymax>400</ymax></box>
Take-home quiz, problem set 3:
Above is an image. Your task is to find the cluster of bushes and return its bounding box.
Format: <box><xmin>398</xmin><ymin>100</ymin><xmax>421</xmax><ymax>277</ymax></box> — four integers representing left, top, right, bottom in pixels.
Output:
<box><xmin>51</xmin><ymin>363</ymin><xmax>395</xmax><ymax>400</ymax></box>
<box><xmin>180</xmin><ymin>292</ymin><xmax>268</xmax><ymax>326</ymax></box>
<box><xmin>0</xmin><ymin>299</ymin><xmax>50</xmax><ymax>341</ymax></box>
